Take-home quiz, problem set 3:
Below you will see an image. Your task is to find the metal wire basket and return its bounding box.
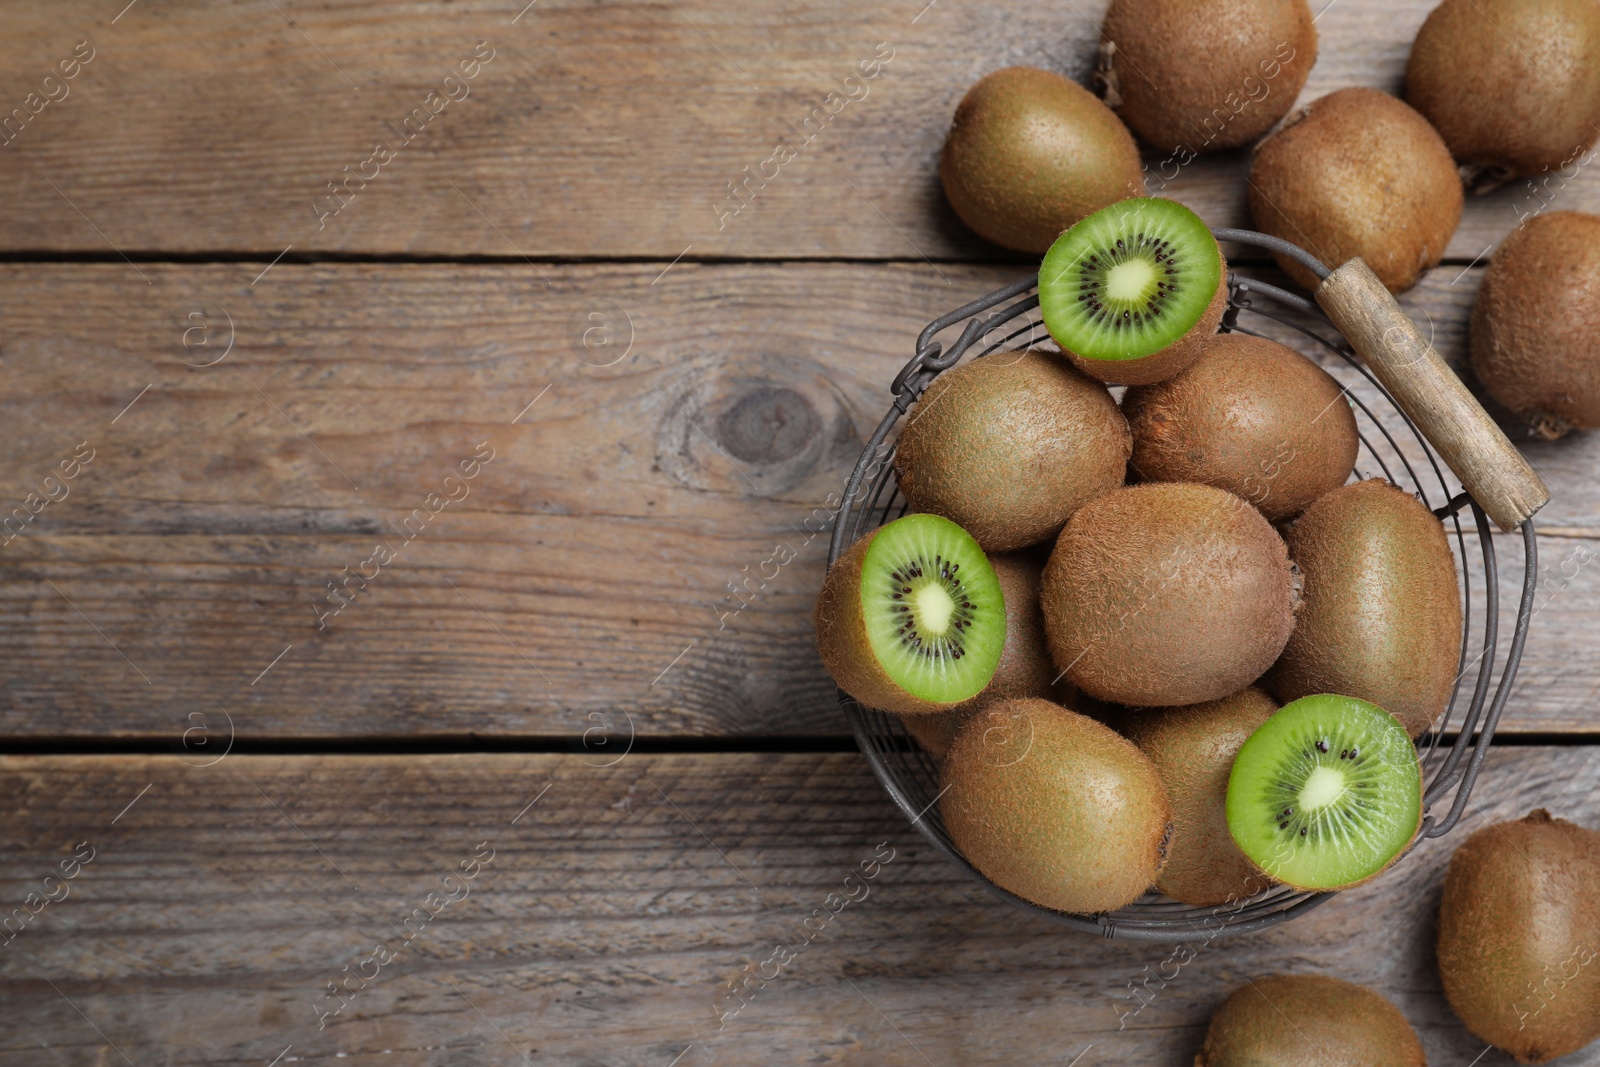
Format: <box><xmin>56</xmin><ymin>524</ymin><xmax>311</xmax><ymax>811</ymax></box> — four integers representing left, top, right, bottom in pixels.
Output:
<box><xmin>826</xmin><ymin>228</ymin><xmax>1542</xmax><ymax>941</ymax></box>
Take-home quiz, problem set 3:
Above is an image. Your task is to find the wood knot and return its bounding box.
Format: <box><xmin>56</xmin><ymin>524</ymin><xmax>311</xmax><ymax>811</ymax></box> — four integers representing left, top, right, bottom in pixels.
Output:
<box><xmin>716</xmin><ymin>387</ymin><xmax>818</xmax><ymax>465</ymax></box>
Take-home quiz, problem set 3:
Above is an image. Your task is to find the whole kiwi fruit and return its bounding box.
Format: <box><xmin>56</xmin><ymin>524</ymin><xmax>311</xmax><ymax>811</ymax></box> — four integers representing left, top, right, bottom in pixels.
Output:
<box><xmin>895</xmin><ymin>350</ymin><xmax>1131</xmax><ymax>551</ymax></box>
<box><xmin>1195</xmin><ymin>974</ymin><xmax>1426</xmax><ymax>1066</ymax></box>
<box><xmin>941</xmin><ymin>67</ymin><xmax>1146</xmax><ymax>253</ymax></box>
<box><xmin>1098</xmin><ymin>0</ymin><xmax>1317</xmax><ymax>154</ymax></box>
<box><xmin>1123</xmin><ymin>686</ymin><xmax>1279</xmax><ymax>906</ymax></box>
<box><xmin>1470</xmin><ymin>210</ymin><xmax>1600</xmax><ymax>439</ymax></box>
<box><xmin>898</xmin><ymin>552</ymin><xmax>1066</xmax><ymax>760</ymax></box>
<box><xmin>1438</xmin><ymin>809</ymin><xmax>1600</xmax><ymax>1065</ymax></box>
<box><xmin>1270</xmin><ymin>479</ymin><xmax>1462</xmax><ymax>737</ymax></box>
<box><xmin>940</xmin><ymin>698</ymin><xmax>1171</xmax><ymax>913</ymax></box>
<box><xmin>1123</xmin><ymin>332</ymin><xmax>1359</xmax><ymax>521</ymax></box>
<box><xmin>1248</xmin><ymin>87</ymin><xmax>1463</xmax><ymax>293</ymax></box>
<box><xmin>1407</xmin><ymin>0</ymin><xmax>1600</xmax><ymax>180</ymax></box>
<box><xmin>1041</xmin><ymin>483</ymin><xmax>1297</xmax><ymax>707</ymax></box>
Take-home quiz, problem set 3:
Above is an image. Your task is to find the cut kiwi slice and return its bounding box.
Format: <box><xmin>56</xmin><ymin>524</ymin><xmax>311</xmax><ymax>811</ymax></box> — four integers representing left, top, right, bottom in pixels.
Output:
<box><xmin>814</xmin><ymin>513</ymin><xmax>1006</xmax><ymax>715</ymax></box>
<box><xmin>1039</xmin><ymin>197</ymin><xmax>1224</xmax><ymax>384</ymax></box>
<box><xmin>1225</xmin><ymin>694</ymin><xmax>1422</xmax><ymax>891</ymax></box>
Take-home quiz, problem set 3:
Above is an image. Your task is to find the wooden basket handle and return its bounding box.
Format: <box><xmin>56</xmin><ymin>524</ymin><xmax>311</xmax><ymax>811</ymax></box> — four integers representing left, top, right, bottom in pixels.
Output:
<box><xmin>1314</xmin><ymin>258</ymin><xmax>1550</xmax><ymax>532</ymax></box>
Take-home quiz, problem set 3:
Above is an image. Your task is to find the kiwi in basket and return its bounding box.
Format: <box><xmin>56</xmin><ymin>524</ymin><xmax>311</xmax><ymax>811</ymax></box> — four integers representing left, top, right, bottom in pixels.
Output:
<box><xmin>1269</xmin><ymin>479</ymin><xmax>1462</xmax><ymax>738</ymax></box>
<box><xmin>1437</xmin><ymin>809</ymin><xmax>1600</xmax><ymax>1064</ymax></box>
<box><xmin>940</xmin><ymin>697</ymin><xmax>1171</xmax><ymax>914</ymax></box>
<box><xmin>1248</xmin><ymin>87</ymin><xmax>1462</xmax><ymax>294</ymax></box>
<box><xmin>1040</xmin><ymin>483</ymin><xmax>1297</xmax><ymax>708</ymax></box>
<box><xmin>1039</xmin><ymin>197</ymin><xmax>1227</xmax><ymax>386</ymax></box>
<box><xmin>814</xmin><ymin>513</ymin><xmax>1005</xmax><ymax>716</ymax></box>
<box><xmin>1196</xmin><ymin>974</ymin><xmax>1425</xmax><ymax>1067</ymax></box>
<box><xmin>1123</xmin><ymin>687</ymin><xmax>1280</xmax><ymax>907</ymax></box>
<box><xmin>941</xmin><ymin>67</ymin><xmax>1145</xmax><ymax>254</ymax></box>
<box><xmin>1122</xmin><ymin>332</ymin><xmax>1359</xmax><ymax>522</ymax></box>
<box><xmin>894</xmin><ymin>350</ymin><xmax>1131</xmax><ymax>552</ymax></box>
<box><xmin>1226</xmin><ymin>693</ymin><xmax>1422</xmax><ymax>892</ymax></box>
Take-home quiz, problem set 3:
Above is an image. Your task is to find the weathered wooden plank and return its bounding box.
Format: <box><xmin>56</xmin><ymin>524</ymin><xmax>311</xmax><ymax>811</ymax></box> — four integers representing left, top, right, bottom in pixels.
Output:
<box><xmin>0</xmin><ymin>261</ymin><xmax>1592</xmax><ymax>739</ymax></box>
<box><xmin>0</xmin><ymin>750</ymin><xmax>1595</xmax><ymax>1065</ymax></box>
<box><xmin>0</xmin><ymin>0</ymin><xmax>1592</xmax><ymax>259</ymax></box>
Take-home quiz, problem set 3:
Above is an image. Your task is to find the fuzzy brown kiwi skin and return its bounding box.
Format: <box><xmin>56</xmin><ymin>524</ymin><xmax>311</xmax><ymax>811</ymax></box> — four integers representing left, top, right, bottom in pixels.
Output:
<box><xmin>1041</xmin><ymin>483</ymin><xmax>1297</xmax><ymax>707</ymax></box>
<box><xmin>895</xmin><ymin>350</ymin><xmax>1132</xmax><ymax>552</ymax></box>
<box><xmin>941</xmin><ymin>67</ymin><xmax>1146</xmax><ymax>254</ymax></box>
<box><xmin>1123</xmin><ymin>332</ymin><xmax>1359</xmax><ymax>521</ymax></box>
<box><xmin>1269</xmin><ymin>479</ymin><xmax>1462</xmax><ymax>738</ymax></box>
<box><xmin>940</xmin><ymin>698</ymin><xmax>1171</xmax><ymax>914</ymax></box>
<box><xmin>1195</xmin><ymin>975</ymin><xmax>1426</xmax><ymax>1067</ymax></box>
<box><xmin>1437</xmin><ymin>809</ymin><xmax>1600</xmax><ymax>1065</ymax></box>
<box><xmin>900</xmin><ymin>553</ymin><xmax>1075</xmax><ymax>760</ymax></box>
<box><xmin>814</xmin><ymin>529</ymin><xmax>970</xmax><ymax>717</ymax></box>
<box><xmin>1248</xmin><ymin>87</ymin><xmax>1462</xmax><ymax>294</ymax></box>
<box><xmin>1123</xmin><ymin>687</ymin><xmax>1279</xmax><ymax>907</ymax></box>
<box><xmin>1098</xmin><ymin>0</ymin><xmax>1317</xmax><ymax>154</ymax></box>
<box><xmin>1470</xmin><ymin>211</ymin><xmax>1600</xmax><ymax>439</ymax></box>
<box><xmin>1406</xmin><ymin>0</ymin><xmax>1600</xmax><ymax>180</ymax></box>
<box><xmin>1059</xmin><ymin>254</ymin><xmax>1229</xmax><ymax>388</ymax></box>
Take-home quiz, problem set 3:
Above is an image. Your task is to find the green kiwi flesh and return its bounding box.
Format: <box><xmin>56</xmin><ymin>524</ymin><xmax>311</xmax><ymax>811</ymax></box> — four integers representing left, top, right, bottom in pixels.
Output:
<box><xmin>1123</xmin><ymin>331</ymin><xmax>1359</xmax><ymax>522</ymax></box>
<box><xmin>1196</xmin><ymin>974</ymin><xmax>1426</xmax><ymax>1067</ymax></box>
<box><xmin>1437</xmin><ymin>809</ymin><xmax>1600</xmax><ymax>1065</ymax></box>
<box><xmin>894</xmin><ymin>350</ymin><xmax>1131</xmax><ymax>551</ymax></box>
<box><xmin>1124</xmin><ymin>687</ymin><xmax>1280</xmax><ymax>907</ymax></box>
<box><xmin>1270</xmin><ymin>479</ymin><xmax>1462</xmax><ymax>737</ymax></box>
<box><xmin>1471</xmin><ymin>210</ymin><xmax>1600</xmax><ymax>439</ymax></box>
<box><xmin>1226</xmin><ymin>693</ymin><xmax>1421</xmax><ymax>892</ymax></box>
<box><xmin>1041</xmin><ymin>483</ymin><xmax>1297</xmax><ymax>707</ymax></box>
<box><xmin>941</xmin><ymin>67</ymin><xmax>1146</xmax><ymax>254</ymax></box>
<box><xmin>1098</xmin><ymin>0</ymin><xmax>1317</xmax><ymax>154</ymax></box>
<box><xmin>1040</xmin><ymin>197</ymin><xmax>1227</xmax><ymax>385</ymax></box>
<box><xmin>1407</xmin><ymin>0</ymin><xmax>1600</xmax><ymax>179</ymax></box>
<box><xmin>940</xmin><ymin>697</ymin><xmax>1171</xmax><ymax>913</ymax></box>
<box><xmin>1248</xmin><ymin>87</ymin><xmax>1462</xmax><ymax>293</ymax></box>
<box><xmin>814</xmin><ymin>513</ymin><xmax>1004</xmax><ymax>715</ymax></box>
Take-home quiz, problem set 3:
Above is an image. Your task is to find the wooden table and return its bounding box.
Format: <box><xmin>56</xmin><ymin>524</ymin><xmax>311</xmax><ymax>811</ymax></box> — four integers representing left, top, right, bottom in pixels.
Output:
<box><xmin>1</xmin><ymin>2</ymin><xmax>1597</xmax><ymax>1063</ymax></box>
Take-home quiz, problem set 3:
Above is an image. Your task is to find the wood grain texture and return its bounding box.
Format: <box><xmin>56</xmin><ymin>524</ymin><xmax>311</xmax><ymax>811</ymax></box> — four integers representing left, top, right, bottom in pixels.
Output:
<box><xmin>0</xmin><ymin>0</ymin><xmax>1594</xmax><ymax>259</ymax></box>
<box><xmin>0</xmin><ymin>260</ymin><xmax>1596</xmax><ymax>739</ymax></box>
<box><xmin>0</xmin><ymin>750</ymin><xmax>1597</xmax><ymax>1065</ymax></box>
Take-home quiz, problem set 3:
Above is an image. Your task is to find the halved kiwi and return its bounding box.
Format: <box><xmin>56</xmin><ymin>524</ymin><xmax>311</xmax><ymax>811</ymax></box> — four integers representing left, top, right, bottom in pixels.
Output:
<box><xmin>814</xmin><ymin>513</ymin><xmax>1005</xmax><ymax>715</ymax></box>
<box><xmin>1039</xmin><ymin>197</ymin><xmax>1226</xmax><ymax>386</ymax></box>
<box><xmin>1226</xmin><ymin>694</ymin><xmax>1421</xmax><ymax>891</ymax></box>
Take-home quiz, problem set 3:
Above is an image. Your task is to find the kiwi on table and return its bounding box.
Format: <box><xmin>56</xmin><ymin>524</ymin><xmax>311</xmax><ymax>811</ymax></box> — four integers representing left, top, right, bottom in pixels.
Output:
<box><xmin>941</xmin><ymin>67</ymin><xmax>1146</xmax><ymax>254</ymax></box>
<box><xmin>1248</xmin><ymin>87</ymin><xmax>1463</xmax><ymax>293</ymax></box>
<box><xmin>1039</xmin><ymin>197</ymin><xmax>1228</xmax><ymax>386</ymax></box>
<box><xmin>1270</xmin><ymin>479</ymin><xmax>1462</xmax><ymax>738</ymax></box>
<box><xmin>1098</xmin><ymin>0</ymin><xmax>1317</xmax><ymax>154</ymax></box>
<box><xmin>1123</xmin><ymin>332</ymin><xmax>1359</xmax><ymax>521</ymax></box>
<box><xmin>1470</xmin><ymin>210</ymin><xmax>1600</xmax><ymax>439</ymax></box>
<box><xmin>1407</xmin><ymin>0</ymin><xmax>1600</xmax><ymax>181</ymax></box>
<box><xmin>898</xmin><ymin>552</ymin><xmax>1070</xmax><ymax>760</ymax></box>
<box><xmin>1437</xmin><ymin>809</ymin><xmax>1600</xmax><ymax>1065</ymax></box>
<box><xmin>1226</xmin><ymin>693</ymin><xmax>1422</xmax><ymax>892</ymax></box>
<box><xmin>814</xmin><ymin>513</ymin><xmax>1005</xmax><ymax>716</ymax></box>
<box><xmin>1123</xmin><ymin>687</ymin><xmax>1280</xmax><ymax>907</ymax></box>
<box><xmin>1041</xmin><ymin>483</ymin><xmax>1297</xmax><ymax>708</ymax></box>
<box><xmin>1196</xmin><ymin>974</ymin><xmax>1426</xmax><ymax>1067</ymax></box>
<box><xmin>894</xmin><ymin>350</ymin><xmax>1131</xmax><ymax>551</ymax></box>
<box><xmin>940</xmin><ymin>697</ymin><xmax>1171</xmax><ymax>913</ymax></box>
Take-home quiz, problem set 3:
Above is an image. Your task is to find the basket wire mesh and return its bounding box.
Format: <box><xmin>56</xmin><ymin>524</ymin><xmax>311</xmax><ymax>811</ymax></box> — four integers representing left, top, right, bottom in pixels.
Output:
<box><xmin>826</xmin><ymin>228</ymin><xmax>1540</xmax><ymax>941</ymax></box>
